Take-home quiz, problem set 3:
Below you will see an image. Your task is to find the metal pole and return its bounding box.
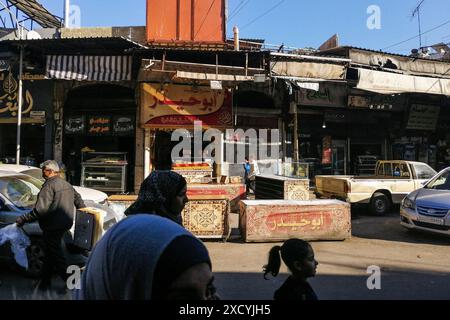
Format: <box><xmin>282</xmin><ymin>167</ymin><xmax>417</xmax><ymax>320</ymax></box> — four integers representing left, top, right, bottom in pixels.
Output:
<box><xmin>16</xmin><ymin>31</ymin><xmax>23</xmax><ymax>165</ymax></box>
<box><xmin>64</xmin><ymin>0</ymin><xmax>70</xmax><ymax>28</ymax></box>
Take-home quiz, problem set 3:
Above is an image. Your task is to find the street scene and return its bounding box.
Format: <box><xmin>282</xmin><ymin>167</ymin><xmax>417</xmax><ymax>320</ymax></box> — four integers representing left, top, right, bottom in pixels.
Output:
<box><xmin>0</xmin><ymin>0</ymin><xmax>449</xmax><ymax>303</ymax></box>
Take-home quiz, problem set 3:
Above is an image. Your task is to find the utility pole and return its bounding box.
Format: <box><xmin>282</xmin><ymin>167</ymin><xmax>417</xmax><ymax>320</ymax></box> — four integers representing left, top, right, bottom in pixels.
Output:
<box><xmin>412</xmin><ymin>0</ymin><xmax>426</xmax><ymax>49</ymax></box>
<box><xmin>0</xmin><ymin>1</ymin><xmax>25</xmax><ymax>165</ymax></box>
<box><xmin>64</xmin><ymin>0</ymin><xmax>70</xmax><ymax>28</ymax></box>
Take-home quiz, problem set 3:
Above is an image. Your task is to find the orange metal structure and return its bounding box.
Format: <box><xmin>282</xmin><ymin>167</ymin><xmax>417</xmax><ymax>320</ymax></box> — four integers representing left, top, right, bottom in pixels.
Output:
<box><xmin>146</xmin><ymin>0</ymin><xmax>226</xmax><ymax>45</ymax></box>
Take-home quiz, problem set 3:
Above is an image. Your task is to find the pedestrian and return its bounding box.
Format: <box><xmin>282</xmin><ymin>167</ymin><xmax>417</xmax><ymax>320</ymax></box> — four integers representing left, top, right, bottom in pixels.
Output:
<box><xmin>76</xmin><ymin>214</ymin><xmax>218</xmax><ymax>300</ymax></box>
<box><xmin>15</xmin><ymin>160</ymin><xmax>86</xmax><ymax>293</ymax></box>
<box><xmin>243</xmin><ymin>157</ymin><xmax>252</xmax><ymax>195</ymax></box>
<box><xmin>124</xmin><ymin>170</ymin><xmax>188</xmax><ymax>225</ymax></box>
<box><xmin>263</xmin><ymin>238</ymin><xmax>319</xmax><ymax>300</ymax></box>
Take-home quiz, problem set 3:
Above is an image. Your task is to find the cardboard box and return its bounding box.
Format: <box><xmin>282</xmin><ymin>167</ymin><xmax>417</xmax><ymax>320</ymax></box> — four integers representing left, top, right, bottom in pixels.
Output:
<box><xmin>240</xmin><ymin>200</ymin><xmax>351</xmax><ymax>242</ymax></box>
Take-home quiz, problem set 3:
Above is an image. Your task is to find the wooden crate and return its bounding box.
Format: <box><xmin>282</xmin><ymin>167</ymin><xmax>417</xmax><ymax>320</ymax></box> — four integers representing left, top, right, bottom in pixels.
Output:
<box><xmin>239</xmin><ymin>200</ymin><xmax>351</xmax><ymax>242</ymax></box>
<box><xmin>255</xmin><ymin>174</ymin><xmax>309</xmax><ymax>200</ymax></box>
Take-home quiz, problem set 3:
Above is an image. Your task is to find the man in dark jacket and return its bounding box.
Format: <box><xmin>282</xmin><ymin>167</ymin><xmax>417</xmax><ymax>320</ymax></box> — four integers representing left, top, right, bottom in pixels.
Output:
<box><xmin>16</xmin><ymin>160</ymin><xmax>86</xmax><ymax>291</ymax></box>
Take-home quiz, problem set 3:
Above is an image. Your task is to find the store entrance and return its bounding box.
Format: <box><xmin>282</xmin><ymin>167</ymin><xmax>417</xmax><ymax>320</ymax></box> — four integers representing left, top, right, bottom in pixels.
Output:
<box><xmin>62</xmin><ymin>84</ymin><xmax>137</xmax><ymax>193</ymax></box>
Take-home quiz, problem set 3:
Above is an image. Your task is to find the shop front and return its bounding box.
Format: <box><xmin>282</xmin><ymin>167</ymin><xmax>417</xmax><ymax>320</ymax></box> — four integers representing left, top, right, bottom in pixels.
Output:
<box><xmin>293</xmin><ymin>83</ymin><xmax>404</xmax><ymax>178</ymax></box>
<box><xmin>62</xmin><ymin>84</ymin><xmax>137</xmax><ymax>193</ymax></box>
<box><xmin>136</xmin><ymin>81</ymin><xmax>244</xmax><ymax>237</ymax></box>
<box><xmin>0</xmin><ymin>69</ymin><xmax>53</xmax><ymax>165</ymax></box>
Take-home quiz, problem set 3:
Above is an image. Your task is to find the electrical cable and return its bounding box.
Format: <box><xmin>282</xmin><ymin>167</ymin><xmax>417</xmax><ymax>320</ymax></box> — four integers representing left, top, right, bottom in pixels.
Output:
<box><xmin>381</xmin><ymin>19</ymin><xmax>450</xmax><ymax>51</ymax></box>
<box><xmin>240</xmin><ymin>0</ymin><xmax>286</xmax><ymax>31</ymax></box>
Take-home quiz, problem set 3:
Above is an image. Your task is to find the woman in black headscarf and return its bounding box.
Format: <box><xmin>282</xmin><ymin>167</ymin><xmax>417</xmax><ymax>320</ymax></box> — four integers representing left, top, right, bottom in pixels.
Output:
<box><xmin>76</xmin><ymin>214</ymin><xmax>217</xmax><ymax>300</ymax></box>
<box><xmin>125</xmin><ymin>170</ymin><xmax>188</xmax><ymax>225</ymax></box>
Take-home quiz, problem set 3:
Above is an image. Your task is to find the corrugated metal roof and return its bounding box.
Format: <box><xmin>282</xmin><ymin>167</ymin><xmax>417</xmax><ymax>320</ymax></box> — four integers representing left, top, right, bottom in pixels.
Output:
<box><xmin>7</xmin><ymin>0</ymin><xmax>61</xmax><ymax>28</ymax></box>
<box><xmin>317</xmin><ymin>45</ymin><xmax>436</xmax><ymax>61</ymax></box>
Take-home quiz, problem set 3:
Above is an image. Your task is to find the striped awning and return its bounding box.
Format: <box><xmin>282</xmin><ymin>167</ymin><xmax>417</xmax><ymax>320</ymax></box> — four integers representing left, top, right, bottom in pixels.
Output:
<box><xmin>46</xmin><ymin>55</ymin><xmax>132</xmax><ymax>81</ymax></box>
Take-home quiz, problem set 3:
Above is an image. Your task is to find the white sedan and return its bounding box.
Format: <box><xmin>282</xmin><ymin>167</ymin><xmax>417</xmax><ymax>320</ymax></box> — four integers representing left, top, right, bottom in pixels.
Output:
<box><xmin>0</xmin><ymin>164</ymin><xmax>107</xmax><ymax>204</ymax></box>
<box><xmin>400</xmin><ymin>167</ymin><xmax>450</xmax><ymax>237</ymax></box>
<box><xmin>0</xmin><ymin>170</ymin><xmax>118</xmax><ymax>277</ymax></box>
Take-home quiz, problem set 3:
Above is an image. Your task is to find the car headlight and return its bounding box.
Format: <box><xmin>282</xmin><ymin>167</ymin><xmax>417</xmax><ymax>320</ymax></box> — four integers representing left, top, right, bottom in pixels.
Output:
<box><xmin>402</xmin><ymin>197</ymin><xmax>416</xmax><ymax>210</ymax></box>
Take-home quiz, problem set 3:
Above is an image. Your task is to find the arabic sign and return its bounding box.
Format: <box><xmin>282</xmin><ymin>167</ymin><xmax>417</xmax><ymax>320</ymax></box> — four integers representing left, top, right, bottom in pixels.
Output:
<box><xmin>295</xmin><ymin>83</ymin><xmax>347</xmax><ymax>107</ymax></box>
<box><xmin>141</xmin><ymin>83</ymin><xmax>233</xmax><ymax>129</ymax></box>
<box><xmin>65</xmin><ymin>115</ymin><xmax>85</xmax><ymax>134</ymax></box>
<box><xmin>0</xmin><ymin>71</ymin><xmax>34</xmax><ymax>118</ymax></box>
<box><xmin>406</xmin><ymin>104</ymin><xmax>440</xmax><ymax>131</ymax></box>
<box><xmin>113</xmin><ymin>116</ymin><xmax>135</xmax><ymax>136</ymax></box>
<box><xmin>87</xmin><ymin>116</ymin><xmax>111</xmax><ymax>135</ymax></box>
<box><xmin>240</xmin><ymin>201</ymin><xmax>352</xmax><ymax>242</ymax></box>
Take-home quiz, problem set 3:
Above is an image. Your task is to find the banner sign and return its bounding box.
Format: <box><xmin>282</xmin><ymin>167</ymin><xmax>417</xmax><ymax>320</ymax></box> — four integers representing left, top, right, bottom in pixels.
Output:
<box><xmin>140</xmin><ymin>83</ymin><xmax>233</xmax><ymax>129</ymax></box>
<box><xmin>406</xmin><ymin>104</ymin><xmax>440</xmax><ymax>131</ymax></box>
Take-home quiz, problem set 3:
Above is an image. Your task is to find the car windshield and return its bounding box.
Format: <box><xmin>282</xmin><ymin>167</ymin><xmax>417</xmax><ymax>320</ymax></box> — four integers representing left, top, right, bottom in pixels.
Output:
<box><xmin>0</xmin><ymin>175</ymin><xmax>42</xmax><ymax>209</ymax></box>
<box><xmin>426</xmin><ymin>170</ymin><xmax>450</xmax><ymax>191</ymax></box>
<box><xmin>21</xmin><ymin>168</ymin><xmax>45</xmax><ymax>182</ymax></box>
<box><xmin>412</xmin><ymin>163</ymin><xmax>437</xmax><ymax>180</ymax></box>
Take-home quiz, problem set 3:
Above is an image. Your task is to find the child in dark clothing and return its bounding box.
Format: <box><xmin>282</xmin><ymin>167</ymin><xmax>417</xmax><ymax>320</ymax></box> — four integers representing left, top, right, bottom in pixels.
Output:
<box><xmin>263</xmin><ymin>238</ymin><xmax>319</xmax><ymax>301</ymax></box>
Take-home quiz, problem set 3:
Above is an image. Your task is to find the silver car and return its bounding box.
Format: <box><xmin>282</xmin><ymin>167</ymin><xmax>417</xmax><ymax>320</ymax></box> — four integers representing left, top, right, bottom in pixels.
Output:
<box><xmin>400</xmin><ymin>167</ymin><xmax>450</xmax><ymax>237</ymax></box>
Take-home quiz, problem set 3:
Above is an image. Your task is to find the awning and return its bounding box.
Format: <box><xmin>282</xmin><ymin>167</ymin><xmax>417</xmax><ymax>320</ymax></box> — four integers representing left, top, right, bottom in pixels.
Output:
<box><xmin>46</xmin><ymin>55</ymin><xmax>132</xmax><ymax>81</ymax></box>
<box><xmin>270</xmin><ymin>61</ymin><xmax>347</xmax><ymax>81</ymax></box>
<box><xmin>356</xmin><ymin>68</ymin><xmax>450</xmax><ymax>95</ymax></box>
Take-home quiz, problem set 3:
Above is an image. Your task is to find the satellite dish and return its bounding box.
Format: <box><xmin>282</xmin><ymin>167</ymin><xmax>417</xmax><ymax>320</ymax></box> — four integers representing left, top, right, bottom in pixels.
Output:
<box><xmin>26</xmin><ymin>31</ymin><xmax>42</xmax><ymax>40</ymax></box>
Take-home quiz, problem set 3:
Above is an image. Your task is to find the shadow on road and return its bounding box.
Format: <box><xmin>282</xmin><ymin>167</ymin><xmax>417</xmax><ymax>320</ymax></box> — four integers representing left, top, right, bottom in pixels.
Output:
<box><xmin>214</xmin><ymin>269</ymin><xmax>450</xmax><ymax>300</ymax></box>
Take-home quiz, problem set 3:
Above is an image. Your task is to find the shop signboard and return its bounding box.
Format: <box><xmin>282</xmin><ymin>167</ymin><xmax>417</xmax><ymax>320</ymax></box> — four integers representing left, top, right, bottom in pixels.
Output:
<box><xmin>295</xmin><ymin>83</ymin><xmax>347</xmax><ymax>108</ymax></box>
<box><xmin>406</xmin><ymin>104</ymin><xmax>440</xmax><ymax>131</ymax></box>
<box><xmin>87</xmin><ymin>116</ymin><xmax>112</xmax><ymax>135</ymax></box>
<box><xmin>0</xmin><ymin>71</ymin><xmax>34</xmax><ymax>119</ymax></box>
<box><xmin>140</xmin><ymin>83</ymin><xmax>233</xmax><ymax>129</ymax></box>
<box><xmin>113</xmin><ymin>116</ymin><xmax>135</xmax><ymax>136</ymax></box>
<box><xmin>65</xmin><ymin>115</ymin><xmax>85</xmax><ymax>134</ymax></box>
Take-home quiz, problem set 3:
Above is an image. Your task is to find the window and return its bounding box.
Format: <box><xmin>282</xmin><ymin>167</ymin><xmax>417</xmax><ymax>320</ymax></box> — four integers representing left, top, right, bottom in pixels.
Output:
<box><xmin>413</xmin><ymin>163</ymin><xmax>437</xmax><ymax>180</ymax></box>
<box><xmin>0</xmin><ymin>176</ymin><xmax>41</xmax><ymax>209</ymax></box>
<box><xmin>427</xmin><ymin>170</ymin><xmax>450</xmax><ymax>190</ymax></box>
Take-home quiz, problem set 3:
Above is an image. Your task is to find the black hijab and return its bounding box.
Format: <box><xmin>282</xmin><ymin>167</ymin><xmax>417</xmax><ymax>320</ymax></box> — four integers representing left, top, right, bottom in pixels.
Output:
<box><xmin>125</xmin><ymin>170</ymin><xmax>187</xmax><ymax>224</ymax></box>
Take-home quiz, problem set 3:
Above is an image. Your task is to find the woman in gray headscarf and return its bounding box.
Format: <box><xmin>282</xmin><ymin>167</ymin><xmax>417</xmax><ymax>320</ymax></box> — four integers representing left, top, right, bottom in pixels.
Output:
<box><xmin>125</xmin><ymin>171</ymin><xmax>188</xmax><ymax>225</ymax></box>
<box><xmin>76</xmin><ymin>214</ymin><xmax>217</xmax><ymax>300</ymax></box>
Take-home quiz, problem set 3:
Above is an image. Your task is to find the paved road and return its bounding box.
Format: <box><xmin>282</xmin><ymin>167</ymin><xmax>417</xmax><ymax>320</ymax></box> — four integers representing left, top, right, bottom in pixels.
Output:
<box><xmin>1</xmin><ymin>207</ymin><xmax>449</xmax><ymax>300</ymax></box>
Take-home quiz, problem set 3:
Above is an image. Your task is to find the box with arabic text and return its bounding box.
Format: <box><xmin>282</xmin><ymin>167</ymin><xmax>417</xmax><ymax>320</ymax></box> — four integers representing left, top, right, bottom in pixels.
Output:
<box><xmin>239</xmin><ymin>199</ymin><xmax>351</xmax><ymax>242</ymax></box>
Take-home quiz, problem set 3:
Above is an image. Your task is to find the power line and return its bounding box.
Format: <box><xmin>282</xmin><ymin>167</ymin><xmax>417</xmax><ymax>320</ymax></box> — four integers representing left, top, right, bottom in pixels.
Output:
<box><xmin>381</xmin><ymin>19</ymin><xmax>450</xmax><ymax>51</ymax></box>
<box><xmin>228</xmin><ymin>0</ymin><xmax>251</xmax><ymax>22</ymax></box>
<box><xmin>193</xmin><ymin>0</ymin><xmax>217</xmax><ymax>40</ymax></box>
<box><xmin>240</xmin><ymin>0</ymin><xmax>285</xmax><ymax>31</ymax></box>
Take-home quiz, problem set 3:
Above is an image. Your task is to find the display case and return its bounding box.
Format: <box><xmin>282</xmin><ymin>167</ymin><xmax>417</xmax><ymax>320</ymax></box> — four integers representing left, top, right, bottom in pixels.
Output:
<box><xmin>81</xmin><ymin>152</ymin><xmax>128</xmax><ymax>193</ymax></box>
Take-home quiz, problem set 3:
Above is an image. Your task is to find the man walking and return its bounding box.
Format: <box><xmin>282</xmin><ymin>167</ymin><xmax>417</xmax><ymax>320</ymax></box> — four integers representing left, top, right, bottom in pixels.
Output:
<box><xmin>16</xmin><ymin>160</ymin><xmax>86</xmax><ymax>292</ymax></box>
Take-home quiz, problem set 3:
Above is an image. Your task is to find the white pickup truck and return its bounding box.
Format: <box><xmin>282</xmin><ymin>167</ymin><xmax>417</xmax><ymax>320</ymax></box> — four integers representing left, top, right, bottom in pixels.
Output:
<box><xmin>315</xmin><ymin>160</ymin><xmax>437</xmax><ymax>215</ymax></box>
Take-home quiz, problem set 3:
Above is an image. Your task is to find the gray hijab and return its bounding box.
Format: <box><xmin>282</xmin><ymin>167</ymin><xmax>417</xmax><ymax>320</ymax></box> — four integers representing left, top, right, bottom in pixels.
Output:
<box><xmin>76</xmin><ymin>214</ymin><xmax>208</xmax><ymax>300</ymax></box>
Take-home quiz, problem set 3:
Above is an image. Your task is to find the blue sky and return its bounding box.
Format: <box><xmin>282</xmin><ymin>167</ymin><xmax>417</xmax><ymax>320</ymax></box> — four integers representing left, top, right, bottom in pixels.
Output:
<box><xmin>38</xmin><ymin>0</ymin><xmax>450</xmax><ymax>55</ymax></box>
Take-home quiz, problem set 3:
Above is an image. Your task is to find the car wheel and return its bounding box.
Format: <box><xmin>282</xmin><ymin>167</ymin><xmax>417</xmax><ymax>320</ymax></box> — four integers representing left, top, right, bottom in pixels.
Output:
<box><xmin>370</xmin><ymin>193</ymin><xmax>391</xmax><ymax>216</ymax></box>
<box><xmin>24</xmin><ymin>238</ymin><xmax>46</xmax><ymax>278</ymax></box>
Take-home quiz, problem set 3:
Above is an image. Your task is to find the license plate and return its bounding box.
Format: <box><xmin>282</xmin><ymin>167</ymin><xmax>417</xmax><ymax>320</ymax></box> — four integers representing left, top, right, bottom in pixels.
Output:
<box><xmin>417</xmin><ymin>215</ymin><xmax>445</xmax><ymax>225</ymax></box>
